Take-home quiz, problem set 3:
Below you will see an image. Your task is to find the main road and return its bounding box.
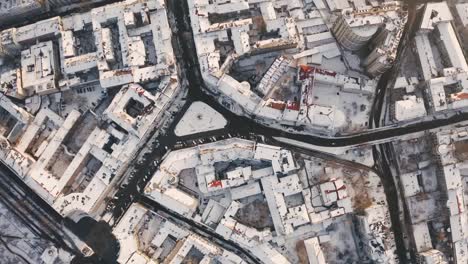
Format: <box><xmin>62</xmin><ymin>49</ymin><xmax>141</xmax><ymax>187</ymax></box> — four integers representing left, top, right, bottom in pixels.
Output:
<box><xmin>369</xmin><ymin>1</ymin><xmax>421</xmax><ymax>263</ymax></box>
<box><xmin>166</xmin><ymin>1</ymin><xmax>427</xmax><ymax>264</ymax></box>
<box><xmin>169</xmin><ymin>0</ymin><xmax>468</xmax><ymax>149</ymax></box>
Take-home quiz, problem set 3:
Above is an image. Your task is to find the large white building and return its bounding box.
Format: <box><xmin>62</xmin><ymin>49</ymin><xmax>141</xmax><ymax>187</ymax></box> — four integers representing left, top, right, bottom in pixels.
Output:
<box><xmin>20</xmin><ymin>41</ymin><xmax>59</xmax><ymax>96</ymax></box>
<box><xmin>394</xmin><ymin>95</ymin><xmax>427</xmax><ymax>122</ymax></box>
<box><xmin>415</xmin><ymin>2</ymin><xmax>468</xmax><ymax>113</ymax></box>
<box><xmin>332</xmin><ymin>1</ymin><xmax>408</xmax><ymax>76</ymax></box>
<box><xmin>143</xmin><ymin>136</ymin><xmax>394</xmax><ymax>263</ymax></box>
<box><xmin>0</xmin><ymin>0</ymin><xmax>181</xmax><ymax>220</ymax></box>
<box><xmin>432</xmin><ymin>129</ymin><xmax>468</xmax><ymax>263</ymax></box>
<box><xmin>188</xmin><ymin>0</ymin><xmax>380</xmax><ymax>136</ymax></box>
<box><xmin>0</xmin><ymin>0</ymin><xmax>177</xmax><ymax>97</ymax></box>
<box><xmin>114</xmin><ymin>203</ymin><xmax>246</xmax><ymax>264</ymax></box>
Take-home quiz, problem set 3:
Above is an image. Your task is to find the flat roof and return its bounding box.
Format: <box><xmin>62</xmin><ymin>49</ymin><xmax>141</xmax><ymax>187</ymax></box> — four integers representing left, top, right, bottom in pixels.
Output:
<box><xmin>420</xmin><ymin>2</ymin><xmax>453</xmax><ymax>30</ymax></box>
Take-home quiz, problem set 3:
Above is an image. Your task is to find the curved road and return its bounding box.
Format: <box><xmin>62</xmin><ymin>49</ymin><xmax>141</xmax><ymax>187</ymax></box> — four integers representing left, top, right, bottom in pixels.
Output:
<box><xmin>172</xmin><ymin>0</ymin><xmax>468</xmax><ymax>149</ymax></box>
<box><xmin>369</xmin><ymin>2</ymin><xmax>420</xmax><ymax>263</ymax></box>
<box><xmin>168</xmin><ymin>1</ymin><xmax>427</xmax><ymax>264</ymax></box>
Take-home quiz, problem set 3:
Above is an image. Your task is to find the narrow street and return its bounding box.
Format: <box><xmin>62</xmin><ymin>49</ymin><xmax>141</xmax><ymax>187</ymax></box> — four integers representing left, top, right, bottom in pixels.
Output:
<box><xmin>139</xmin><ymin>195</ymin><xmax>261</xmax><ymax>264</ymax></box>
<box><xmin>370</xmin><ymin>2</ymin><xmax>420</xmax><ymax>263</ymax></box>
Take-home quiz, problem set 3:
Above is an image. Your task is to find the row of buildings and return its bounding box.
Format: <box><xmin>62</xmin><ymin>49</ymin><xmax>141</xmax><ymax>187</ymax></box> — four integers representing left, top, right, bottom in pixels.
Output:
<box><xmin>0</xmin><ymin>0</ymin><xmax>114</xmax><ymax>26</ymax></box>
<box><xmin>188</xmin><ymin>0</ymin><xmax>407</xmax><ymax>135</ymax></box>
<box><xmin>420</xmin><ymin>1</ymin><xmax>468</xmax><ymax>112</ymax></box>
<box><xmin>397</xmin><ymin>2</ymin><xmax>468</xmax><ymax>120</ymax></box>
<box><xmin>332</xmin><ymin>1</ymin><xmax>407</xmax><ymax>75</ymax></box>
<box><xmin>141</xmin><ymin>138</ymin><xmax>397</xmax><ymax>263</ymax></box>
<box><xmin>0</xmin><ymin>0</ymin><xmax>182</xmax><ymax>221</ymax></box>
<box><xmin>395</xmin><ymin>127</ymin><xmax>468</xmax><ymax>264</ymax></box>
<box><xmin>1</xmin><ymin>0</ymin><xmax>176</xmax><ymax>98</ymax></box>
<box><xmin>114</xmin><ymin>203</ymin><xmax>247</xmax><ymax>264</ymax></box>
<box><xmin>430</xmin><ymin>129</ymin><xmax>468</xmax><ymax>263</ymax></box>
<box><xmin>391</xmin><ymin>1</ymin><xmax>468</xmax><ymax>123</ymax></box>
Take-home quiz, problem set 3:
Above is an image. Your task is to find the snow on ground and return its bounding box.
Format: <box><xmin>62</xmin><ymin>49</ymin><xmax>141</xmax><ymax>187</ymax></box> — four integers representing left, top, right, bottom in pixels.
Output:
<box><xmin>310</xmin><ymin>81</ymin><xmax>372</xmax><ymax>134</ymax></box>
<box><xmin>320</xmin><ymin>216</ymin><xmax>360</xmax><ymax>264</ymax></box>
<box><xmin>274</xmin><ymin>137</ymin><xmax>352</xmax><ymax>155</ymax></box>
<box><xmin>342</xmin><ymin>50</ymin><xmax>363</xmax><ymax>72</ymax></box>
<box><xmin>274</xmin><ymin>137</ymin><xmax>374</xmax><ymax>166</ymax></box>
<box><xmin>174</xmin><ymin>101</ymin><xmax>227</xmax><ymax>136</ymax></box>
<box><xmin>0</xmin><ymin>202</ymin><xmax>56</xmax><ymax>263</ymax></box>
<box><xmin>457</xmin><ymin>3</ymin><xmax>468</xmax><ymax>27</ymax></box>
<box><xmin>320</xmin><ymin>56</ymin><xmax>348</xmax><ymax>75</ymax></box>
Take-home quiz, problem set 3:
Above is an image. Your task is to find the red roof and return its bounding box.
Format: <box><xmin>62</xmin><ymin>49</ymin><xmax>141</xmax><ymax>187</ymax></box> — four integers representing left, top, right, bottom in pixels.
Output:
<box><xmin>454</xmin><ymin>93</ymin><xmax>468</xmax><ymax>100</ymax></box>
<box><xmin>209</xmin><ymin>180</ymin><xmax>223</xmax><ymax>188</ymax></box>
<box><xmin>299</xmin><ymin>65</ymin><xmax>336</xmax><ymax>80</ymax></box>
<box><xmin>268</xmin><ymin>101</ymin><xmax>286</xmax><ymax>110</ymax></box>
<box><xmin>286</xmin><ymin>101</ymin><xmax>300</xmax><ymax>111</ymax></box>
